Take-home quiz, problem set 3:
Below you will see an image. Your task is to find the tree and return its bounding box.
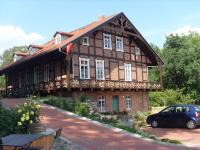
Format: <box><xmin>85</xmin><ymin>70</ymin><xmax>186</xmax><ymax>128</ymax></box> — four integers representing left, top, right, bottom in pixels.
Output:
<box><xmin>162</xmin><ymin>33</ymin><xmax>200</xmax><ymax>94</ymax></box>
<box><xmin>0</xmin><ymin>46</ymin><xmax>28</xmax><ymax>67</ymax></box>
<box><xmin>148</xmin><ymin>44</ymin><xmax>162</xmax><ymax>83</ymax></box>
<box><xmin>0</xmin><ymin>46</ymin><xmax>28</xmax><ymax>88</ymax></box>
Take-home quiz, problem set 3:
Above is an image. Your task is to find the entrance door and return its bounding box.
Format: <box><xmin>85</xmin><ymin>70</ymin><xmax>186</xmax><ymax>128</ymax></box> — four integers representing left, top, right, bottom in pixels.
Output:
<box><xmin>112</xmin><ymin>96</ymin><xmax>119</xmax><ymax>112</ymax></box>
<box><xmin>98</xmin><ymin>96</ymin><xmax>106</xmax><ymax>112</ymax></box>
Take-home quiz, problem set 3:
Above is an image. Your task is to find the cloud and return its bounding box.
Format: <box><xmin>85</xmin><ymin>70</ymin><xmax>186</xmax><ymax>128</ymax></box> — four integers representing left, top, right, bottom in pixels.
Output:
<box><xmin>0</xmin><ymin>25</ymin><xmax>45</xmax><ymax>53</ymax></box>
<box><xmin>166</xmin><ymin>25</ymin><xmax>200</xmax><ymax>36</ymax></box>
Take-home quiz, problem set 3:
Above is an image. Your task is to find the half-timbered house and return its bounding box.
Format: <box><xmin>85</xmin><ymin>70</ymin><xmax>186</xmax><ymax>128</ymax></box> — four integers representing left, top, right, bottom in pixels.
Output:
<box><xmin>0</xmin><ymin>12</ymin><xmax>163</xmax><ymax>112</ymax></box>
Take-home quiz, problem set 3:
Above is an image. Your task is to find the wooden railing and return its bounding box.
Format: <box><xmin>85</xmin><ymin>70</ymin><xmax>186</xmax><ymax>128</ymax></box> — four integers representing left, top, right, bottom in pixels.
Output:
<box><xmin>5</xmin><ymin>79</ymin><xmax>162</xmax><ymax>97</ymax></box>
<box><xmin>38</xmin><ymin>79</ymin><xmax>162</xmax><ymax>90</ymax></box>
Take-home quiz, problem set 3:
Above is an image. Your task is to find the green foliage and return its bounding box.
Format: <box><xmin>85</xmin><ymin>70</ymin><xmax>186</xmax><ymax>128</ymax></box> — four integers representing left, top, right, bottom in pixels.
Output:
<box><xmin>162</xmin><ymin>33</ymin><xmax>200</xmax><ymax>96</ymax></box>
<box><xmin>15</xmin><ymin>100</ymin><xmax>41</xmax><ymax>132</ymax></box>
<box><xmin>161</xmin><ymin>138</ymin><xmax>182</xmax><ymax>144</ymax></box>
<box><xmin>75</xmin><ymin>102</ymin><xmax>89</xmax><ymax>116</ymax></box>
<box><xmin>149</xmin><ymin>89</ymin><xmax>195</xmax><ymax>107</ymax></box>
<box><xmin>43</xmin><ymin>96</ymin><xmax>75</xmax><ymax>112</ymax></box>
<box><xmin>79</xmin><ymin>93</ymin><xmax>89</xmax><ymax>102</ymax></box>
<box><xmin>0</xmin><ymin>100</ymin><xmax>41</xmax><ymax>137</ymax></box>
<box><xmin>0</xmin><ymin>76</ymin><xmax>5</xmax><ymax>90</ymax></box>
<box><xmin>0</xmin><ymin>46</ymin><xmax>28</xmax><ymax>67</ymax></box>
<box><xmin>131</xmin><ymin>111</ymin><xmax>150</xmax><ymax>129</ymax></box>
<box><xmin>0</xmin><ymin>46</ymin><xmax>28</xmax><ymax>89</ymax></box>
<box><xmin>0</xmin><ymin>106</ymin><xmax>19</xmax><ymax>137</ymax></box>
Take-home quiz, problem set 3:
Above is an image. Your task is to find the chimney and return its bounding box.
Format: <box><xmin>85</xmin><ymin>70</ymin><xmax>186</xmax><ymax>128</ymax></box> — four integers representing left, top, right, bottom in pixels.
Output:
<box><xmin>98</xmin><ymin>15</ymin><xmax>106</xmax><ymax>21</ymax></box>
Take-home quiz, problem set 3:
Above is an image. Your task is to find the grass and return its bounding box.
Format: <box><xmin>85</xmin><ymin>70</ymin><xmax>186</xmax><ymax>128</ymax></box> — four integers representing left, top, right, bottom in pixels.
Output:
<box><xmin>161</xmin><ymin>138</ymin><xmax>182</xmax><ymax>144</ymax></box>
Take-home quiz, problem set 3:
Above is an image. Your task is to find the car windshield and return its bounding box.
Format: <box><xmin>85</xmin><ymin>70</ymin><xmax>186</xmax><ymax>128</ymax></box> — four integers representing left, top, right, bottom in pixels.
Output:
<box><xmin>194</xmin><ymin>105</ymin><xmax>200</xmax><ymax>112</ymax></box>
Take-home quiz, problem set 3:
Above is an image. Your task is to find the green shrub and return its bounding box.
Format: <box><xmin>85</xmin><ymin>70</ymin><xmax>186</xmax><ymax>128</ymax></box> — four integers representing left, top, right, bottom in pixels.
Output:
<box><xmin>75</xmin><ymin>102</ymin><xmax>89</xmax><ymax>116</ymax></box>
<box><xmin>43</xmin><ymin>96</ymin><xmax>75</xmax><ymax>112</ymax></box>
<box><xmin>0</xmin><ymin>100</ymin><xmax>41</xmax><ymax>137</ymax></box>
<box><xmin>131</xmin><ymin>111</ymin><xmax>150</xmax><ymax>129</ymax></box>
<box><xmin>161</xmin><ymin>138</ymin><xmax>182</xmax><ymax>144</ymax></box>
<box><xmin>149</xmin><ymin>89</ymin><xmax>195</xmax><ymax>107</ymax></box>
<box><xmin>15</xmin><ymin>100</ymin><xmax>41</xmax><ymax>132</ymax></box>
<box><xmin>0</xmin><ymin>106</ymin><xmax>19</xmax><ymax>137</ymax></box>
<box><xmin>79</xmin><ymin>93</ymin><xmax>89</xmax><ymax>102</ymax></box>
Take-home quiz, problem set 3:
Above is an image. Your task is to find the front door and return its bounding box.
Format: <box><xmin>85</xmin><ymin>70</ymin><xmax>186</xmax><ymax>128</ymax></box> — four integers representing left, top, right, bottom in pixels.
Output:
<box><xmin>98</xmin><ymin>96</ymin><xmax>106</xmax><ymax>112</ymax></box>
<box><xmin>112</xmin><ymin>96</ymin><xmax>119</xmax><ymax>112</ymax></box>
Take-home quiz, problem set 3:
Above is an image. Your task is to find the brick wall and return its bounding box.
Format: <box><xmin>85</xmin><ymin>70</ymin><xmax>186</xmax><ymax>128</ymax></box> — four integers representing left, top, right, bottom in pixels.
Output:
<box><xmin>74</xmin><ymin>91</ymin><xmax>149</xmax><ymax>112</ymax></box>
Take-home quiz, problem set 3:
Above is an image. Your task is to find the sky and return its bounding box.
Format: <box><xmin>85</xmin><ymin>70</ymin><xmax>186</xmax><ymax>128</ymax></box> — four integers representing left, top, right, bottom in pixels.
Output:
<box><xmin>0</xmin><ymin>0</ymin><xmax>200</xmax><ymax>53</ymax></box>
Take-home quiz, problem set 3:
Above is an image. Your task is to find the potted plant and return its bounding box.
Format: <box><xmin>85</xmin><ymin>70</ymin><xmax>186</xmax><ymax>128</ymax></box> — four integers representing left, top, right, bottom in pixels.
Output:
<box><xmin>16</xmin><ymin>100</ymin><xmax>45</xmax><ymax>133</ymax></box>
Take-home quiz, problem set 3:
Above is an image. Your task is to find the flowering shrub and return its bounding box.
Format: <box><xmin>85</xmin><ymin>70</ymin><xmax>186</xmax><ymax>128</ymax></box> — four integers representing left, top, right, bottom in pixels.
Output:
<box><xmin>16</xmin><ymin>100</ymin><xmax>41</xmax><ymax>132</ymax></box>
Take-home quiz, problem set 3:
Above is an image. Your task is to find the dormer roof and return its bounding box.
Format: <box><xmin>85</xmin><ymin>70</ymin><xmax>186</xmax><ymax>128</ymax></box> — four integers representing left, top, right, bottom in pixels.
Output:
<box><xmin>53</xmin><ymin>31</ymin><xmax>73</xmax><ymax>37</ymax></box>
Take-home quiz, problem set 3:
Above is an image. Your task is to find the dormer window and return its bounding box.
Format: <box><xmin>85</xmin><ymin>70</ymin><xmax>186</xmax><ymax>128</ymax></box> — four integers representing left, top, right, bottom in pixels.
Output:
<box><xmin>13</xmin><ymin>54</ymin><xmax>22</xmax><ymax>62</ymax></box>
<box><xmin>29</xmin><ymin>47</ymin><xmax>37</xmax><ymax>55</ymax></box>
<box><xmin>55</xmin><ymin>33</ymin><xmax>62</xmax><ymax>44</ymax></box>
<box><xmin>135</xmin><ymin>47</ymin><xmax>141</xmax><ymax>55</ymax></box>
<box><xmin>28</xmin><ymin>45</ymin><xmax>43</xmax><ymax>55</ymax></box>
<box><xmin>54</xmin><ymin>31</ymin><xmax>72</xmax><ymax>45</ymax></box>
<box><xmin>13</xmin><ymin>52</ymin><xmax>28</xmax><ymax>62</ymax></box>
<box><xmin>82</xmin><ymin>37</ymin><xmax>89</xmax><ymax>46</ymax></box>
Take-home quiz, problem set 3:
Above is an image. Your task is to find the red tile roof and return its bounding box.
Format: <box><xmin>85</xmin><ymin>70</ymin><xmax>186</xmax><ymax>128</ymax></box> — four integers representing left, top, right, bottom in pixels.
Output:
<box><xmin>14</xmin><ymin>52</ymin><xmax>29</xmax><ymax>56</ymax></box>
<box><xmin>0</xmin><ymin>12</ymin><xmax>163</xmax><ymax>74</ymax></box>
<box><xmin>53</xmin><ymin>31</ymin><xmax>73</xmax><ymax>37</ymax></box>
<box><xmin>28</xmin><ymin>44</ymin><xmax>43</xmax><ymax>49</ymax></box>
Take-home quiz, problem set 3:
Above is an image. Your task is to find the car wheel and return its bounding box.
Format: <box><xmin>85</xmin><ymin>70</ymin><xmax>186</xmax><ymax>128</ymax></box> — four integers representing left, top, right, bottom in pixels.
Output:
<box><xmin>186</xmin><ymin>120</ymin><xmax>196</xmax><ymax>129</ymax></box>
<box><xmin>151</xmin><ymin>120</ymin><xmax>158</xmax><ymax>128</ymax></box>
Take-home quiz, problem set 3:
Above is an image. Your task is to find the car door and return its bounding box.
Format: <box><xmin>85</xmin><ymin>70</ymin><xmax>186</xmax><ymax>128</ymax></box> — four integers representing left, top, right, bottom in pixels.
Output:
<box><xmin>175</xmin><ymin>106</ymin><xmax>190</xmax><ymax>127</ymax></box>
<box><xmin>158</xmin><ymin>106</ymin><xmax>176</xmax><ymax>127</ymax></box>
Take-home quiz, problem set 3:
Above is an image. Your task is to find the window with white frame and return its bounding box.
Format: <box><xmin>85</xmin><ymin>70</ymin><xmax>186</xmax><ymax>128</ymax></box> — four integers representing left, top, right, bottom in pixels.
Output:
<box><xmin>44</xmin><ymin>64</ymin><xmax>49</xmax><ymax>82</ymax></box>
<box><xmin>103</xmin><ymin>33</ymin><xmax>112</xmax><ymax>50</ymax></box>
<box><xmin>55</xmin><ymin>34</ymin><xmax>62</xmax><ymax>44</ymax></box>
<box><xmin>125</xmin><ymin>96</ymin><xmax>132</xmax><ymax>110</ymax></box>
<box><xmin>82</xmin><ymin>36</ymin><xmax>89</xmax><ymax>46</ymax></box>
<box><xmin>116</xmin><ymin>36</ymin><xmax>123</xmax><ymax>51</ymax></box>
<box><xmin>124</xmin><ymin>63</ymin><xmax>132</xmax><ymax>81</ymax></box>
<box><xmin>98</xmin><ymin>96</ymin><xmax>106</xmax><ymax>112</ymax></box>
<box><xmin>135</xmin><ymin>47</ymin><xmax>141</xmax><ymax>55</ymax></box>
<box><xmin>96</xmin><ymin>59</ymin><xmax>105</xmax><ymax>80</ymax></box>
<box><xmin>79</xmin><ymin>58</ymin><xmax>90</xmax><ymax>79</ymax></box>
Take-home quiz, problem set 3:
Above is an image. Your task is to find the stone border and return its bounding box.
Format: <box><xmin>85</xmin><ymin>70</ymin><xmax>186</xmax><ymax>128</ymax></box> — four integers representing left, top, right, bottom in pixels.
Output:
<box><xmin>43</xmin><ymin>104</ymin><xmax>196</xmax><ymax>149</ymax></box>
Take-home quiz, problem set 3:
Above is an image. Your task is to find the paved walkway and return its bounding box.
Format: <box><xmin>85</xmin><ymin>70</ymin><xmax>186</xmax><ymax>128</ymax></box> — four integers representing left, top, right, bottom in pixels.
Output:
<box><xmin>1</xmin><ymin>98</ymin><xmax>198</xmax><ymax>150</ymax></box>
<box><xmin>143</xmin><ymin>126</ymin><xmax>200</xmax><ymax>148</ymax></box>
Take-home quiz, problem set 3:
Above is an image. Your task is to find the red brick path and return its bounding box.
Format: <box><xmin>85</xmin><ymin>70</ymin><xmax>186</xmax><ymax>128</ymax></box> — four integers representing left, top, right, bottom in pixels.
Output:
<box><xmin>1</xmin><ymin>98</ymin><xmax>197</xmax><ymax>150</ymax></box>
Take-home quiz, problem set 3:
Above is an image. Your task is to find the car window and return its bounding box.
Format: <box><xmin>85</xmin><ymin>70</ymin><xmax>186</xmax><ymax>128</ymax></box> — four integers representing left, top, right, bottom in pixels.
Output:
<box><xmin>175</xmin><ymin>106</ymin><xmax>190</xmax><ymax>113</ymax></box>
<box><xmin>161</xmin><ymin>107</ymin><xmax>175</xmax><ymax>113</ymax></box>
<box><xmin>194</xmin><ymin>106</ymin><xmax>200</xmax><ymax>112</ymax></box>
